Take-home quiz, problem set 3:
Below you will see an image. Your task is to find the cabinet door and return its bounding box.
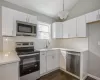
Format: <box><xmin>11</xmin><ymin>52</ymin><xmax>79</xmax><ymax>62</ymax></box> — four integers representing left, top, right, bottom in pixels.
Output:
<box><xmin>63</xmin><ymin>18</ymin><xmax>77</xmax><ymax>38</ymax></box>
<box><xmin>54</xmin><ymin>50</ymin><xmax>60</xmax><ymax>68</ymax></box>
<box><xmin>2</xmin><ymin>7</ymin><xmax>15</xmax><ymax>36</ymax></box>
<box><xmin>0</xmin><ymin>62</ymin><xmax>19</xmax><ymax>80</ymax></box>
<box><xmin>47</xmin><ymin>55</ymin><xmax>54</xmax><ymax>72</ymax></box>
<box><xmin>63</xmin><ymin>21</ymin><xmax>69</xmax><ymax>38</ymax></box>
<box><xmin>77</xmin><ymin>15</ymin><xmax>86</xmax><ymax>37</ymax></box>
<box><xmin>47</xmin><ymin>50</ymin><xmax>56</xmax><ymax>72</ymax></box>
<box><xmin>85</xmin><ymin>10</ymin><xmax>99</xmax><ymax>23</ymax></box>
<box><xmin>40</xmin><ymin>51</ymin><xmax>47</xmax><ymax>75</ymax></box>
<box><xmin>14</xmin><ymin>11</ymin><xmax>27</xmax><ymax>22</ymax></box>
<box><xmin>60</xmin><ymin>50</ymin><xmax>66</xmax><ymax>70</ymax></box>
<box><xmin>28</xmin><ymin>14</ymin><xmax>37</xmax><ymax>24</ymax></box>
<box><xmin>52</xmin><ymin>22</ymin><xmax>63</xmax><ymax>38</ymax></box>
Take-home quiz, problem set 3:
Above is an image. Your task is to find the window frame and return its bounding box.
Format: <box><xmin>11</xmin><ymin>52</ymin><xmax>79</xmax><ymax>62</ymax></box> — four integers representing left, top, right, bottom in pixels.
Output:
<box><xmin>37</xmin><ymin>21</ymin><xmax>51</xmax><ymax>39</ymax></box>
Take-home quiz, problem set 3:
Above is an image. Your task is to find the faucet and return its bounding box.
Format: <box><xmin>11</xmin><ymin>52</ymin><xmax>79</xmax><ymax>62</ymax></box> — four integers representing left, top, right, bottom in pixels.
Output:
<box><xmin>45</xmin><ymin>40</ymin><xmax>50</xmax><ymax>49</ymax></box>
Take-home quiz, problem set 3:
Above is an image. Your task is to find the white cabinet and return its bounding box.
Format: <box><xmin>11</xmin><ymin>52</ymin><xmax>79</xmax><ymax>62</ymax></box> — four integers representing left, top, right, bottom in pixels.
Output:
<box><xmin>52</xmin><ymin>22</ymin><xmax>63</xmax><ymax>38</ymax></box>
<box><xmin>0</xmin><ymin>62</ymin><xmax>19</xmax><ymax>80</ymax></box>
<box><xmin>63</xmin><ymin>21</ymin><xmax>69</xmax><ymax>38</ymax></box>
<box><xmin>46</xmin><ymin>50</ymin><xmax>59</xmax><ymax>72</ymax></box>
<box><xmin>2</xmin><ymin>6</ymin><xmax>15</xmax><ymax>36</ymax></box>
<box><xmin>76</xmin><ymin>15</ymin><xmax>86</xmax><ymax>37</ymax></box>
<box><xmin>28</xmin><ymin>14</ymin><xmax>37</xmax><ymax>24</ymax></box>
<box><xmin>40</xmin><ymin>50</ymin><xmax>60</xmax><ymax>75</ymax></box>
<box><xmin>47</xmin><ymin>50</ymin><xmax>56</xmax><ymax>72</ymax></box>
<box><xmin>85</xmin><ymin>10</ymin><xmax>99</xmax><ymax>23</ymax></box>
<box><xmin>14</xmin><ymin>12</ymin><xmax>37</xmax><ymax>24</ymax></box>
<box><xmin>14</xmin><ymin>11</ymin><xmax>27</xmax><ymax>22</ymax></box>
<box><xmin>63</xmin><ymin>18</ymin><xmax>77</xmax><ymax>38</ymax></box>
<box><xmin>54</xmin><ymin>50</ymin><xmax>60</xmax><ymax>68</ymax></box>
<box><xmin>47</xmin><ymin>54</ymin><xmax>55</xmax><ymax>72</ymax></box>
<box><xmin>60</xmin><ymin>50</ymin><xmax>66</xmax><ymax>70</ymax></box>
<box><xmin>40</xmin><ymin>51</ymin><xmax>47</xmax><ymax>75</ymax></box>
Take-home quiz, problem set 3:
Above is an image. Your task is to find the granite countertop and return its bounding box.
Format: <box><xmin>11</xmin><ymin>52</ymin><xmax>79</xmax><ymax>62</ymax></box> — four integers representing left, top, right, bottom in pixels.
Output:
<box><xmin>0</xmin><ymin>51</ymin><xmax>20</xmax><ymax>65</ymax></box>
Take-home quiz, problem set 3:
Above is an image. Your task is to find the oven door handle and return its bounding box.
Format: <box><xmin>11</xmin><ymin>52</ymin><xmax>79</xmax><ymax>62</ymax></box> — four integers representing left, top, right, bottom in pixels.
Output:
<box><xmin>19</xmin><ymin>53</ymin><xmax>39</xmax><ymax>57</ymax></box>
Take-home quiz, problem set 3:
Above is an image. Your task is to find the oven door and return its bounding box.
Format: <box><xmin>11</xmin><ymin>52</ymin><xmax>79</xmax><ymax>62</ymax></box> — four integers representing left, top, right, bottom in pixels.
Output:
<box><xmin>20</xmin><ymin>53</ymin><xmax>40</xmax><ymax>76</ymax></box>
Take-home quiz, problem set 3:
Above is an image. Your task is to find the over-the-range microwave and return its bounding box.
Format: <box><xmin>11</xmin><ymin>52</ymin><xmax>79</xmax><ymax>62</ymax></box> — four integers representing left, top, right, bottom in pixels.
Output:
<box><xmin>16</xmin><ymin>21</ymin><xmax>37</xmax><ymax>36</ymax></box>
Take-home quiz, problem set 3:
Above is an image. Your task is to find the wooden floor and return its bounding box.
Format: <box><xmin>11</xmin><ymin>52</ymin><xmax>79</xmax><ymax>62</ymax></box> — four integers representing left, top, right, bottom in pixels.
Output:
<box><xmin>39</xmin><ymin>70</ymin><xmax>78</xmax><ymax>80</ymax></box>
<box><xmin>39</xmin><ymin>70</ymin><xmax>96</xmax><ymax>80</ymax></box>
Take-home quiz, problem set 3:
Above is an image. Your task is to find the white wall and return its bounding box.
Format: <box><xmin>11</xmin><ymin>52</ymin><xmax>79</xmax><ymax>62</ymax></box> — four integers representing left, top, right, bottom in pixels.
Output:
<box><xmin>67</xmin><ymin>0</ymin><xmax>100</xmax><ymax>20</ymax></box>
<box><xmin>88</xmin><ymin>22</ymin><xmax>100</xmax><ymax>78</ymax></box>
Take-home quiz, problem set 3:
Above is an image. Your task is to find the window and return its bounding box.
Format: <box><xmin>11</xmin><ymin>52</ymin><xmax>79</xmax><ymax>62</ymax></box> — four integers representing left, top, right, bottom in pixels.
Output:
<box><xmin>37</xmin><ymin>22</ymin><xmax>51</xmax><ymax>39</ymax></box>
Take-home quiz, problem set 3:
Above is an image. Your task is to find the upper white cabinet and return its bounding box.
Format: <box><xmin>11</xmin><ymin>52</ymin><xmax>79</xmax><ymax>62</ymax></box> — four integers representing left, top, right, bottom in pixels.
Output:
<box><xmin>76</xmin><ymin>15</ymin><xmax>86</xmax><ymax>37</ymax></box>
<box><xmin>63</xmin><ymin>18</ymin><xmax>77</xmax><ymax>38</ymax></box>
<box><xmin>63</xmin><ymin>21</ymin><xmax>69</xmax><ymax>38</ymax></box>
<box><xmin>52</xmin><ymin>22</ymin><xmax>63</xmax><ymax>38</ymax></box>
<box><xmin>14</xmin><ymin>11</ymin><xmax>27</xmax><ymax>22</ymax></box>
<box><xmin>1</xmin><ymin>6</ymin><xmax>37</xmax><ymax>37</ymax></box>
<box><xmin>27</xmin><ymin>14</ymin><xmax>37</xmax><ymax>24</ymax></box>
<box><xmin>85</xmin><ymin>10</ymin><xmax>99</xmax><ymax>23</ymax></box>
<box><xmin>2</xmin><ymin>6</ymin><xmax>15</xmax><ymax>36</ymax></box>
<box><xmin>14</xmin><ymin>12</ymin><xmax>37</xmax><ymax>24</ymax></box>
<box><xmin>40</xmin><ymin>51</ymin><xmax>47</xmax><ymax>75</ymax></box>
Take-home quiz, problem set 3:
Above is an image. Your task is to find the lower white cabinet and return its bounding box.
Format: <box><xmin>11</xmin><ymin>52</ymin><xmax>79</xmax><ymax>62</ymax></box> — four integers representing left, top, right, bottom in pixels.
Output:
<box><xmin>47</xmin><ymin>53</ymin><xmax>55</xmax><ymax>72</ymax></box>
<box><xmin>40</xmin><ymin>50</ymin><xmax>60</xmax><ymax>75</ymax></box>
<box><xmin>60</xmin><ymin>50</ymin><xmax>66</xmax><ymax>70</ymax></box>
<box><xmin>40</xmin><ymin>51</ymin><xmax>47</xmax><ymax>75</ymax></box>
<box><xmin>0</xmin><ymin>62</ymin><xmax>19</xmax><ymax>80</ymax></box>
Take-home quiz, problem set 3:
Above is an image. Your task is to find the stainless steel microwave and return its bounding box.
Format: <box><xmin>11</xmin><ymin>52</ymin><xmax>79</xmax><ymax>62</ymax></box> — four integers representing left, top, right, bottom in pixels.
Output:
<box><xmin>16</xmin><ymin>21</ymin><xmax>37</xmax><ymax>36</ymax></box>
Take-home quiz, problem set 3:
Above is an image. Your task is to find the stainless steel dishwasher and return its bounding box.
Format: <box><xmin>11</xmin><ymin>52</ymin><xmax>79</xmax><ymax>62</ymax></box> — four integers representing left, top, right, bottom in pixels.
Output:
<box><xmin>66</xmin><ymin>51</ymin><xmax>80</xmax><ymax>77</ymax></box>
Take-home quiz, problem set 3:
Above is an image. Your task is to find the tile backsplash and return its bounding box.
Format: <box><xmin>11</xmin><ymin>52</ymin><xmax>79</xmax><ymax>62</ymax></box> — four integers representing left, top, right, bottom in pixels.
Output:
<box><xmin>2</xmin><ymin>36</ymin><xmax>57</xmax><ymax>52</ymax></box>
<box><xmin>2</xmin><ymin>36</ymin><xmax>88</xmax><ymax>52</ymax></box>
<box><xmin>54</xmin><ymin>38</ymin><xmax>88</xmax><ymax>50</ymax></box>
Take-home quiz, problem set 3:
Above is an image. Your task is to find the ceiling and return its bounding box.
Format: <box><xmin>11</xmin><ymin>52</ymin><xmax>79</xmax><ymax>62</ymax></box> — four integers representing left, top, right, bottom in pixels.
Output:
<box><xmin>4</xmin><ymin>0</ymin><xmax>79</xmax><ymax>18</ymax></box>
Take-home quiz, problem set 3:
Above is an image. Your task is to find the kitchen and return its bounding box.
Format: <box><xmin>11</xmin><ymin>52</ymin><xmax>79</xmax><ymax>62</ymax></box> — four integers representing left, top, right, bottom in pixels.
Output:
<box><xmin>0</xmin><ymin>0</ymin><xmax>100</xmax><ymax>80</ymax></box>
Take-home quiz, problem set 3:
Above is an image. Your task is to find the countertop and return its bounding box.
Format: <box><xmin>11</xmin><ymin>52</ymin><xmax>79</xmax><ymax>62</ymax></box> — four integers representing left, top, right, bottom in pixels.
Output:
<box><xmin>0</xmin><ymin>48</ymin><xmax>88</xmax><ymax>66</ymax></box>
<box><xmin>0</xmin><ymin>51</ymin><xmax>20</xmax><ymax>65</ymax></box>
<box><xmin>39</xmin><ymin>48</ymin><xmax>88</xmax><ymax>53</ymax></box>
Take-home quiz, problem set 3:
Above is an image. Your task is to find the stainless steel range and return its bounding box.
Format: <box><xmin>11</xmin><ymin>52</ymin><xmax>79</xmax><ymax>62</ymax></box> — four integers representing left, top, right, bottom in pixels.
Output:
<box><xmin>16</xmin><ymin>42</ymin><xmax>40</xmax><ymax>80</ymax></box>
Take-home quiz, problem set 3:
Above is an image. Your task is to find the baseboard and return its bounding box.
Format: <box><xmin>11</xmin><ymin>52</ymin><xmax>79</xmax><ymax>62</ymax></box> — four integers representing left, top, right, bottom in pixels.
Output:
<box><xmin>88</xmin><ymin>74</ymin><xmax>100</xmax><ymax>80</ymax></box>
